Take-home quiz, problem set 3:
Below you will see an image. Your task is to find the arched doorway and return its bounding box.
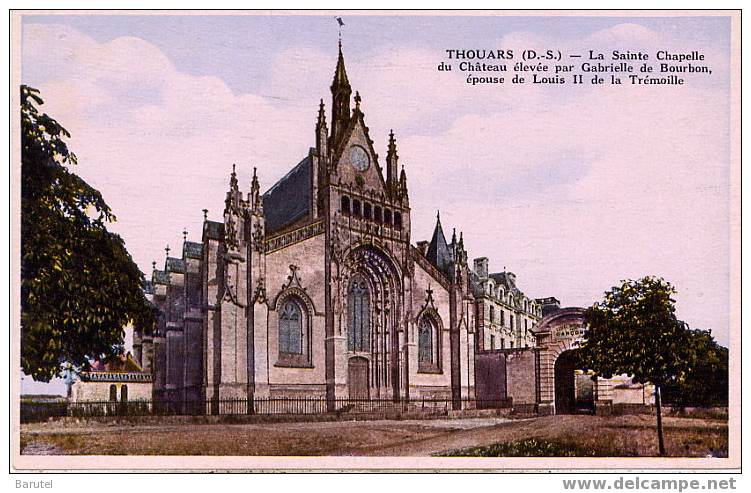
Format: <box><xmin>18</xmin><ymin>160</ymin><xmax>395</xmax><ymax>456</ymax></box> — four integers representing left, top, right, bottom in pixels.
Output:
<box><xmin>342</xmin><ymin>245</ymin><xmax>402</xmax><ymax>400</ymax></box>
<box><xmin>348</xmin><ymin>357</ymin><xmax>369</xmax><ymax>400</ymax></box>
<box><xmin>554</xmin><ymin>350</ymin><xmax>578</xmax><ymax>414</ymax></box>
<box><xmin>554</xmin><ymin>349</ymin><xmax>594</xmax><ymax>414</ymax></box>
<box><xmin>534</xmin><ymin>307</ymin><xmax>598</xmax><ymax>415</ymax></box>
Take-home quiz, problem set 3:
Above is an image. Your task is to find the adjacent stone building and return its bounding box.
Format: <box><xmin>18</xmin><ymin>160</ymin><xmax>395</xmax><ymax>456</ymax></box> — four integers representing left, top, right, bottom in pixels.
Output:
<box><xmin>472</xmin><ymin>257</ymin><xmax>541</xmax><ymax>351</ymax></box>
<box><xmin>70</xmin><ymin>352</ymin><xmax>153</xmax><ymax>403</ymax></box>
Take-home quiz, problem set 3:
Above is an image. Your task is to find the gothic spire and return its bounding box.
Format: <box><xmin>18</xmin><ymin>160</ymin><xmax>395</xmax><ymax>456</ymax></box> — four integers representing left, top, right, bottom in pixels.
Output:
<box><xmin>330</xmin><ymin>40</ymin><xmax>352</xmax><ymax>146</ymax></box>
<box><xmin>333</xmin><ymin>39</ymin><xmax>350</xmax><ymax>88</ymax></box>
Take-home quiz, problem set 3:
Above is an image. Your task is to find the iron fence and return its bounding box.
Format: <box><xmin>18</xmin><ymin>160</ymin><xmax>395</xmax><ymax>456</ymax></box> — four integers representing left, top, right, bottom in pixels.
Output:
<box><xmin>21</xmin><ymin>396</ymin><xmax>511</xmax><ymax>422</ymax></box>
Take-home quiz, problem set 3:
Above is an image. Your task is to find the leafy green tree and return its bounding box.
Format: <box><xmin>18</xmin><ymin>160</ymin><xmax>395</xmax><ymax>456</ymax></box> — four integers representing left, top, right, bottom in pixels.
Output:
<box><xmin>578</xmin><ymin>276</ymin><xmax>691</xmax><ymax>456</ymax></box>
<box><xmin>21</xmin><ymin>85</ymin><xmax>155</xmax><ymax>382</ymax></box>
<box><xmin>663</xmin><ymin>329</ymin><xmax>728</xmax><ymax>407</ymax></box>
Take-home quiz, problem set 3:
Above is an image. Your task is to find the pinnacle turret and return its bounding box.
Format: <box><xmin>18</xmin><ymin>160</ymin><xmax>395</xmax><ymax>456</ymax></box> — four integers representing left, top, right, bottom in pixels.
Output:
<box><xmin>316</xmin><ymin>99</ymin><xmax>329</xmax><ymax>157</ymax></box>
<box><xmin>250</xmin><ymin>166</ymin><xmax>262</xmax><ymax>211</ymax></box>
<box><xmin>225</xmin><ymin>163</ymin><xmax>242</xmax><ymax>213</ymax></box>
<box><xmin>386</xmin><ymin>129</ymin><xmax>399</xmax><ymax>188</ymax></box>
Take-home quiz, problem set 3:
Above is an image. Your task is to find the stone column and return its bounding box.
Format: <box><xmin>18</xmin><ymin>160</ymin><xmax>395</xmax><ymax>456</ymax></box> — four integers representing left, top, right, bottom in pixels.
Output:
<box><xmin>537</xmin><ymin>347</ymin><xmax>556</xmax><ymax>415</ymax></box>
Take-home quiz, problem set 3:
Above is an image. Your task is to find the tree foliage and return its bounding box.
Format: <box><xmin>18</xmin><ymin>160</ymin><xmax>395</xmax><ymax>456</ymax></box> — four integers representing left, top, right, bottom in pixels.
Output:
<box><xmin>21</xmin><ymin>85</ymin><xmax>155</xmax><ymax>382</ymax></box>
<box><xmin>578</xmin><ymin>276</ymin><xmax>690</xmax><ymax>387</ymax></box>
<box><xmin>662</xmin><ymin>328</ymin><xmax>728</xmax><ymax>407</ymax></box>
<box><xmin>578</xmin><ymin>276</ymin><xmax>728</xmax><ymax>455</ymax></box>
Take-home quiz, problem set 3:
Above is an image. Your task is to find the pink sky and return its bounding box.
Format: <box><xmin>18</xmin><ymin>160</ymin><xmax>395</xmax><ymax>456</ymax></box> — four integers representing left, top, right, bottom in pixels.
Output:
<box><xmin>20</xmin><ymin>14</ymin><xmax>733</xmax><ymax>364</ymax></box>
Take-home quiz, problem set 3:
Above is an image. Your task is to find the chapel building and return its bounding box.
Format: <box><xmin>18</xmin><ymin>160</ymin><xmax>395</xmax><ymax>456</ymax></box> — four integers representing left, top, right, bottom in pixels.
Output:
<box><xmin>134</xmin><ymin>43</ymin><xmax>548</xmax><ymax>410</ymax></box>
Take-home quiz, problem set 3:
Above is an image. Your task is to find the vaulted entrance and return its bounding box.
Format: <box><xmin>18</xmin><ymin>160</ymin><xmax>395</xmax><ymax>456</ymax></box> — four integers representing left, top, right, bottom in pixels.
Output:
<box><xmin>554</xmin><ymin>350</ymin><xmax>578</xmax><ymax>414</ymax></box>
<box><xmin>348</xmin><ymin>357</ymin><xmax>369</xmax><ymax>400</ymax></box>
<box><xmin>554</xmin><ymin>349</ymin><xmax>594</xmax><ymax>414</ymax></box>
<box><xmin>535</xmin><ymin>308</ymin><xmax>603</xmax><ymax>415</ymax></box>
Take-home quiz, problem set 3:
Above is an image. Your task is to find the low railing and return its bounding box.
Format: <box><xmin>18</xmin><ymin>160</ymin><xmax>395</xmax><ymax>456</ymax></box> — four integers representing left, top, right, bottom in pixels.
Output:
<box><xmin>21</xmin><ymin>397</ymin><xmax>512</xmax><ymax>422</ymax></box>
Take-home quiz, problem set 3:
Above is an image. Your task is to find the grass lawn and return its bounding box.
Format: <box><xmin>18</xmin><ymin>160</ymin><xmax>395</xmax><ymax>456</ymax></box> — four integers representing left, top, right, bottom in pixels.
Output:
<box><xmin>434</xmin><ymin>438</ymin><xmax>598</xmax><ymax>457</ymax></box>
<box><xmin>20</xmin><ymin>413</ymin><xmax>728</xmax><ymax>457</ymax></box>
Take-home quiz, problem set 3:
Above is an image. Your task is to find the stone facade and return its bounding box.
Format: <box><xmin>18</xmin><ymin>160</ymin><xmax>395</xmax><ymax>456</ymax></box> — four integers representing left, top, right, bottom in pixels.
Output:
<box><xmin>137</xmin><ymin>43</ymin><xmax>494</xmax><ymax>409</ymax></box>
<box><xmin>472</xmin><ymin>257</ymin><xmax>541</xmax><ymax>351</ymax></box>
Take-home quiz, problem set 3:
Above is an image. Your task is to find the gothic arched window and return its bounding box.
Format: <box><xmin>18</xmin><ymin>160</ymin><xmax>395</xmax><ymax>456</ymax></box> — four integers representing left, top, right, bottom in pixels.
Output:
<box><xmin>109</xmin><ymin>384</ymin><xmax>117</xmax><ymax>402</ymax></box>
<box><xmin>279</xmin><ymin>299</ymin><xmax>304</xmax><ymax>355</ymax></box>
<box><xmin>348</xmin><ymin>277</ymin><xmax>370</xmax><ymax>352</ymax></box>
<box><xmin>121</xmin><ymin>384</ymin><xmax>128</xmax><ymax>402</ymax></box>
<box><xmin>276</xmin><ymin>296</ymin><xmax>312</xmax><ymax>367</ymax></box>
<box><xmin>418</xmin><ymin>316</ymin><xmax>440</xmax><ymax>372</ymax></box>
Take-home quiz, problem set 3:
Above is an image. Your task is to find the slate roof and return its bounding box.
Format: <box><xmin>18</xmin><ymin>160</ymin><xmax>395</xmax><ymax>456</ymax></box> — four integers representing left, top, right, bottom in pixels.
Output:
<box><xmin>262</xmin><ymin>154</ymin><xmax>311</xmax><ymax>234</ymax></box>
<box><xmin>89</xmin><ymin>352</ymin><xmax>144</xmax><ymax>373</ymax></box>
<box><xmin>426</xmin><ymin>213</ymin><xmax>453</xmax><ymax>276</ymax></box>
<box><xmin>489</xmin><ymin>271</ymin><xmax>521</xmax><ymax>297</ymax></box>
<box><xmin>143</xmin><ymin>280</ymin><xmax>154</xmax><ymax>295</ymax></box>
<box><xmin>166</xmin><ymin>257</ymin><xmax>185</xmax><ymax>273</ymax></box>
<box><xmin>204</xmin><ymin>220</ymin><xmax>224</xmax><ymax>241</ymax></box>
<box><xmin>469</xmin><ymin>270</ymin><xmax>483</xmax><ymax>297</ymax></box>
<box><xmin>153</xmin><ymin>270</ymin><xmax>169</xmax><ymax>285</ymax></box>
<box><xmin>183</xmin><ymin>241</ymin><xmax>203</xmax><ymax>259</ymax></box>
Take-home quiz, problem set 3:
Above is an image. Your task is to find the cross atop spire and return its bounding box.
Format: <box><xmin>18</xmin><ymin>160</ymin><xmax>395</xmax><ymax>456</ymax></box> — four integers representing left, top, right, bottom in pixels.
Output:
<box><xmin>336</xmin><ymin>16</ymin><xmax>345</xmax><ymax>40</ymax></box>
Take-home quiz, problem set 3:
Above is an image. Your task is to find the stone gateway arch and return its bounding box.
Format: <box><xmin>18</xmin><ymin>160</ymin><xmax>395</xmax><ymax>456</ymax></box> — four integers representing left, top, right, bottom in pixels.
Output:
<box><xmin>473</xmin><ymin>307</ymin><xmax>654</xmax><ymax>415</ymax></box>
<box><xmin>533</xmin><ymin>308</ymin><xmax>612</xmax><ymax>415</ymax></box>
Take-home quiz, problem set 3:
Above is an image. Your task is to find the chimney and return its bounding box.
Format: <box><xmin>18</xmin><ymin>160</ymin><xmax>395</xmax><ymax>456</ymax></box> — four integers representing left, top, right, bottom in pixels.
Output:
<box><xmin>473</xmin><ymin>257</ymin><xmax>489</xmax><ymax>279</ymax></box>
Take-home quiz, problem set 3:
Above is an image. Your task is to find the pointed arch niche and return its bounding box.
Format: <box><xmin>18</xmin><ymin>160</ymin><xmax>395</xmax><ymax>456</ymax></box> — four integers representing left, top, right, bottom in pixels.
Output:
<box><xmin>342</xmin><ymin>245</ymin><xmax>403</xmax><ymax>397</ymax></box>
